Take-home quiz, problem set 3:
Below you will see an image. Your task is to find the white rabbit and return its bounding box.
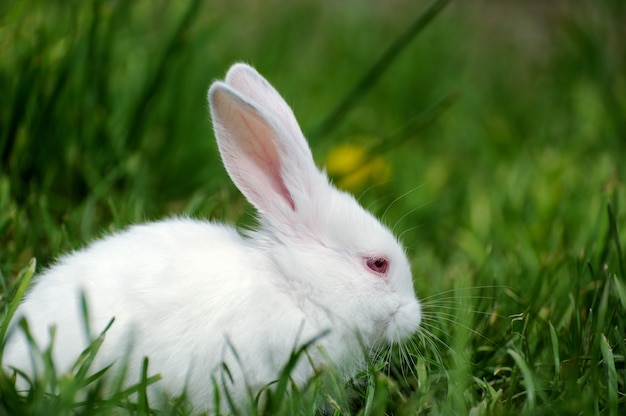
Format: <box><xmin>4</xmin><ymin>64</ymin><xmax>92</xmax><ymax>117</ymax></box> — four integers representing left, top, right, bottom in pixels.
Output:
<box><xmin>3</xmin><ymin>63</ymin><xmax>422</xmax><ymax>410</ymax></box>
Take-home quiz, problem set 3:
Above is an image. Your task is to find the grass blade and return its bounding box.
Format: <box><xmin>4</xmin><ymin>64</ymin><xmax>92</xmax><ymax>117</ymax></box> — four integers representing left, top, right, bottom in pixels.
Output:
<box><xmin>311</xmin><ymin>0</ymin><xmax>452</xmax><ymax>139</ymax></box>
<box><xmin>600</xmin><ymin>334</ymin><xmax>618</xmax><ymax>416</ymax></box>
<box><xmin>507</xmin><ymin>349</ymin><xmax>536</xmax><ymax>410</ymax></box>
<box><xmin>548</xmin><ymin>321</ymin><xmax>560</xmax><ymax>397</ymax></box>
<box><xmin>0</xmin><ymin>258</ymin><xmax>36</xmax><ymax>353</ymax></box>
<box><xmin>607</xmin><ymin>204</ymin><xmax>625</xmax><ymax>279</ymax></box>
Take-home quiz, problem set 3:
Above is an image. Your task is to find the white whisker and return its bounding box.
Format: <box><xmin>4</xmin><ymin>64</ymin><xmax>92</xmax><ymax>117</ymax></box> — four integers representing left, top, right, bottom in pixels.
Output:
<box><xmin>423</xmin><ymin>304</ymin><xmax>500</xmax><ymax>317</ymax></box>
<box><xmin>398</xmin><ymin>224</ymin><xmax>425</xmax><ymax>243</ymax></box>
<box><xmin>381</xmin><ymin>185</ymin><xmax>425</xmax><ymax>222</ymax></box>
<box><xmin>418</xmin><ymin>285</ymin><xmax>509</xmax><ymax>302</ymax></box>
<box><xmin>358</xmin><ymin>179</ymin><xmax>392</xmax><ymax>204</ymax></box>
<box><xmin>392</xmin><ymin>199</ymin><xmax>434</xmax><ymax>234</ymax></box>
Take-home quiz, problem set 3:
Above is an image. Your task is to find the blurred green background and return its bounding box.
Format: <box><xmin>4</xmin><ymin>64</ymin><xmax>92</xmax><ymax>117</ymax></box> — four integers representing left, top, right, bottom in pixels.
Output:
<box><xmin>1</xmin><ymin>0</ymin><xmax>625</xmax><ymax>413</ymax></box>
<box><xmin>2</xmin><ymin>0</ymin><xmax>624</xmax><ymax>271</ymax></box>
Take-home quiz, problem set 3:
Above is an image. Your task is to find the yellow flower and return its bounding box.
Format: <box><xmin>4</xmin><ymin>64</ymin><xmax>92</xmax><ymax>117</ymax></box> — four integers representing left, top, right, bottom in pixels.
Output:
<box><xmin>325</xmin><ymin>142</ymin><xmax>392</xmax><ymax>192</ymax></box>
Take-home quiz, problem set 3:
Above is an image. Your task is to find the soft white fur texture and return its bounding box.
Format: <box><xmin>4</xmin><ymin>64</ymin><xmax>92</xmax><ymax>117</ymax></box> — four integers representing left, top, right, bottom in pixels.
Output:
<box><xmin>3</xmin><ymin>63</ymin><xmax>422</xmax><ymax>409</ymax></box>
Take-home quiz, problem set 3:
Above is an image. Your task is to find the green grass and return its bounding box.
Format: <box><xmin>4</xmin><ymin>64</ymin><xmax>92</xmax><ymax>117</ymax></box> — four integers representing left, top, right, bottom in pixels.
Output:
<box><xmin>1</xmin><ymin>0</ymin><xmax>625</xmax><ymax>414</ymax></box>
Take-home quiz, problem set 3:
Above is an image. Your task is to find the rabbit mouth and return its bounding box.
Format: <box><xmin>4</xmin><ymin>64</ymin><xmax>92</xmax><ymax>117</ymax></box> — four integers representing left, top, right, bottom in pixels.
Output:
<box><xmin>385</xmin><ymin>301</ymin><xmax>422</xmax><ymax>343</ymax></box>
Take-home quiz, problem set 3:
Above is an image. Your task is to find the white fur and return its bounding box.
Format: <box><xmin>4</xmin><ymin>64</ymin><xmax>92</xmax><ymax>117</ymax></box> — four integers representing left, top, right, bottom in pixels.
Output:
<box><xmin>3</xmin><ymin>63</ymin><xmax>421</xmax><ymax>409</ymax></box>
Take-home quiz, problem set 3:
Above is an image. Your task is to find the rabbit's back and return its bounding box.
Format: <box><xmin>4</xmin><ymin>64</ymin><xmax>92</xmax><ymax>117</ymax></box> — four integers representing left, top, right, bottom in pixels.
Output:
<box><xmin>5</xmin><ymin>218</ymin><xmax>299</xmax><ymax>399</ymax></box>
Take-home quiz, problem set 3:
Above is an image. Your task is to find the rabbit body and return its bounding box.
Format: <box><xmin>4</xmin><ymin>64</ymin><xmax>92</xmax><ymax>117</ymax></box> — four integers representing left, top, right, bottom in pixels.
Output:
<box><xmin>3</xmin><ymin>63</ymin><xmax>421</xmax><ymax>409</ymax></box>
<box><xmin>7</xmin><ymin>219</ymin><xmax>348</xmax><ymax>404</ymax></box>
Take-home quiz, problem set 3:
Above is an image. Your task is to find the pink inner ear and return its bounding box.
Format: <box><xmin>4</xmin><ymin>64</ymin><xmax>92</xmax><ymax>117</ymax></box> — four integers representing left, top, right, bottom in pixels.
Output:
<box><xmin>227</xmin><ymin>105</ymin><xmax>296</xmax><ymax>211</ymax></box>
<box><xmin>226</xmin><ymin>65</ymin><xmax>305</xmax><ymax>152</ymax></box>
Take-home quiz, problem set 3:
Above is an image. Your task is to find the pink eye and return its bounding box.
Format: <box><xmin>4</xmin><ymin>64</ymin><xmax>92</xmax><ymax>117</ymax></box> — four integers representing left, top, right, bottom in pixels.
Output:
<box><xmin>365</xmin><ymin>256</ymin><xmax>389</xmax><ymax>275</ymax></box>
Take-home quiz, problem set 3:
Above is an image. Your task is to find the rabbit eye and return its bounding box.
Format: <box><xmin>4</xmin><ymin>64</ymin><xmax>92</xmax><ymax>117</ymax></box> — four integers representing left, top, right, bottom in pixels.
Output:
<box><xmin>365</xmin><ymin>257</ymin><xmax>389</xmax><ymax>275</ymax></box>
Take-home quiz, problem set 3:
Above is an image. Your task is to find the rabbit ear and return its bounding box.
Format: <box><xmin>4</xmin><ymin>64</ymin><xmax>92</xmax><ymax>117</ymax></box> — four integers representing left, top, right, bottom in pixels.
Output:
<box><xmin>209</xmin><ymin>78</ymin><xmax>322</xmax><ymax>220</ymax></box>
<box><xmin>224</xmin><ymin>63</ymin><xmax>304</xmax><ymax>145</ymax></box>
